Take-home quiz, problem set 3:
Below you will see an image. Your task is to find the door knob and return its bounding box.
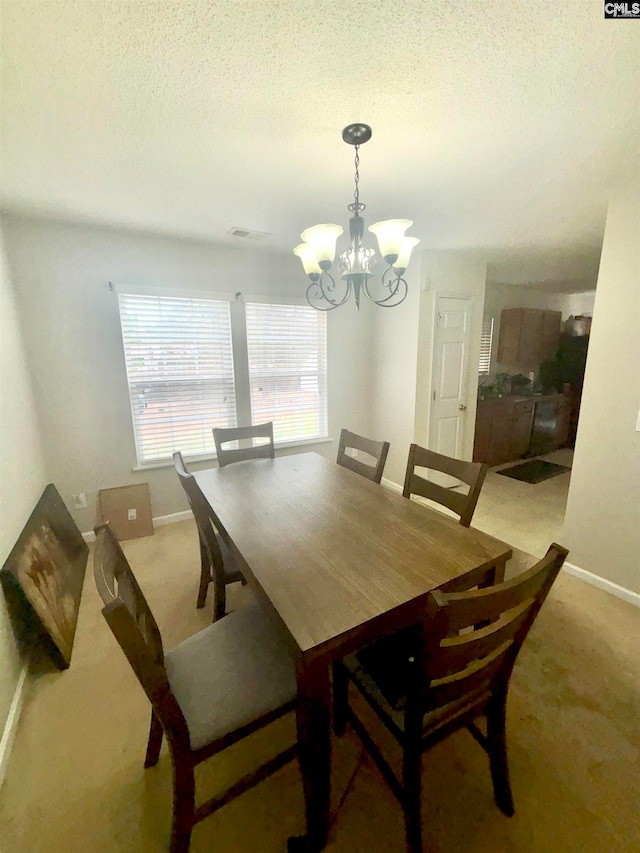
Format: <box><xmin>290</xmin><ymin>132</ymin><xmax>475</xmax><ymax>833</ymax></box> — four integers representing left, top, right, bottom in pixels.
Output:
<box><xmin>458</xmin><ymin>404</ymin><xmax>467</xmax><ymax>411</ymax></box>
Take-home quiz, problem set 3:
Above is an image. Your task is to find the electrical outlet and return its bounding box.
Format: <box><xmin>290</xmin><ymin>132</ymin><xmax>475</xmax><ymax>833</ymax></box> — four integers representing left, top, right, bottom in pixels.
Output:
<box><xmin>127</xmin><ymin>508</ymin><xmax>137</xmax><ymax>521</ymax></box>
<box><xmin>74</xmin><ymin>493</ymin><xmax>87</xmax><ymax>510</ymax></box>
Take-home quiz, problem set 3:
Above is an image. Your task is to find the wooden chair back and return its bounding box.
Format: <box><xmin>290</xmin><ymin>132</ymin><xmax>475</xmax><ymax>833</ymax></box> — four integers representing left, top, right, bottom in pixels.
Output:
<box><xmin>402</xmin><ymin>443</ymin><xmax>487</xmax><ymax>527</ymax></box>
<box><xmin>336</xmin><ymin>428</ymin><xmax>390</xmax><ymax>484</ymax></box>
<box><xmin>173</xmin><ymin>451</ymin><xmax>226</xmax><ymax>576</ymax></box>
<box><xmin>213</xmin><ymin>422</ymin><xmax>275</xmax><ymax>468</ymax></box>
<box><xmin>93</xmin><ymin>524</ymin><xmax>189</xmax><ymax>741</ymax></box>
<box><xmin>417</xmin><ymin>544</ymin><xmax>568</xmax><ymax>713</ymax></box>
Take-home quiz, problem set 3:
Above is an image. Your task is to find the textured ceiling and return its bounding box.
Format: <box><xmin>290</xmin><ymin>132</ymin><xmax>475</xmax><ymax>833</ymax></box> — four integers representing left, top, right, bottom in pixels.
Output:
<box><xmin>1</xmin><ymin>1</ymin><xmax>638</xmax><ymax>289</ymax></box>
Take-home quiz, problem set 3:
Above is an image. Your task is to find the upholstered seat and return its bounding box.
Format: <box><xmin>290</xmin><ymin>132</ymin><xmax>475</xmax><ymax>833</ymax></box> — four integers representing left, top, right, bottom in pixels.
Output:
<box><xmin>94</xmin><ymin>524</ymin><xmax>298</xmax><ymax>852</ymax></box>
<box><xmin>219</xmin><ymin>534</ymin><xmax>243</xmax><ymax>583</ymax></box>
<box><xmin>165</xmin><ymin>603</ymin><xmax>297</xmax><ymax>750</ymax></box>
<box><xmin>173</xmin><ymin>450</ymin><xmax>246</xmax><ymax>620</ymax></box>
<box><xmin>333</xmin><ymin>544</ymin><xmax>569</xmax><ymax>853</ymax></box>
<box><xmin>345</xmin><ymin>650</ymin><xmax>491</xmax><ymax>736</ymax></box>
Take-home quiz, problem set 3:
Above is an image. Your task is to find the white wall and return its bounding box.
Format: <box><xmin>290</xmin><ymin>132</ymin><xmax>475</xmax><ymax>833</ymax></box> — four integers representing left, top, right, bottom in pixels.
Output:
<box><xmin>368</xmin><ymin>251</ymin><xmax>487</xmax><ymax>488</ymax></box>
<box><xmin>416</xmin><ymin>251</ymin><xmax>488</xmax><ymax>465</ymax></box>
<box><xmin>0</xmin><ymin>227</ymin><xmax>48</xmax><ymax>736</ymax></box>
<box><xmin>563</xmin><ymin>176</ymin><xmax>640</xmax><ymax>594</ymax></box>
<box><xmin>368</xmin><ymin>265</ymin><xmax>422</xmax><ymax>487</ymax></box>
<box><xmin>1</xmin><ymin>215</ymin><xmax>374</xmax><ymax>532</ymax></box>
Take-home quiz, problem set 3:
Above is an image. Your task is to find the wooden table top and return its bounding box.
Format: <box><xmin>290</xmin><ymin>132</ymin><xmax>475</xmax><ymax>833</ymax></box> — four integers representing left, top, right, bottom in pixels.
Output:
<box><xmin>194</xmin><ymin>453</ymin><xmax>511</xmax><ymax>658</ymax></box>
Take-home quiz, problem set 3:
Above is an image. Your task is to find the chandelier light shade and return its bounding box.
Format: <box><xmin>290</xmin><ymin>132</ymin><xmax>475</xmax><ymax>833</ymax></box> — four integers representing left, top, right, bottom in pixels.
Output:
<box><xmin>300</xmin><ymin>224</ymin><xmax>344</xmax><ymax>266</ymax></box>
<box><xmin>395</xmin><ymin>236</ymin><xmax>420</xmax><ymax>270</ymax></box>
<box><xmin>293</xmin><ymin>243</ymin><xmax>322</xmax><ymax>277</ymax></box>
<box><xmin>368</xmin><ymin>219</ymin><xmax>413</xmax><ymax>263</ymax></box>
<box><xmin>294</xmin><ymin>124</ymin><xmax>419</xmax><ymax>311</ymax></box>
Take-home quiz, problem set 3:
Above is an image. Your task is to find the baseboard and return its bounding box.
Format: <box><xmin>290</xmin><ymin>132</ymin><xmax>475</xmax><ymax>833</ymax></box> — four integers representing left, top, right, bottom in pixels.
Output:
<box><xmin>153</xmin><ymin>510</ymin><xmax>192</xmax><ymax>527</ymax></box>
<box><xmin>380</xmin><ymin>477</ymin><xmax>403</xmax><ymax>494</ymax></box>
<box><xmin>563</xmin><ymin>562</ymin><xmax>640</xmax><ymax>608</ymax></box>
<box><xmin>0</xmin><ymin>663</ymin><xmax>29</xmax><ymax>790</ymax></box>
<box><xmin>82</xmin><ymin>509</ymin><xmax>193</xmax><ymax>542</ymax></box>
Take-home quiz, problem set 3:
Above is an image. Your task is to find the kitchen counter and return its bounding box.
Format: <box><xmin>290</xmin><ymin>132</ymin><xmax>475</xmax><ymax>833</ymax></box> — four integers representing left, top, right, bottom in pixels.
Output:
<box><xmin>477</xmin><ymin>392</ymin><xmax>564</xmax><ymax>405</ymax></box>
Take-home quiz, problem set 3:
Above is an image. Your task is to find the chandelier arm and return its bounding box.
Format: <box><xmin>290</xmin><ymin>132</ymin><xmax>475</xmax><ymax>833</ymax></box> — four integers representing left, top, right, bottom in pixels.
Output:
<box><xmin>381</xmin><ymin>265</ymin><xmax>403</xmax><ymax>291</ymax></box>
<box><xmin>306</xmin><ymin>282</ymin><xmax>340</xmax><ymax>311</ymax></box>
<box><xmin>306</xmin><ymin>273</ymin><xmax>351</xmax><ymax>311</ymax></box>
<box><xmin>363</xmin><ymin>273</ymin><xmax>408</xmax><ymax>307</ymax></box>
<box><xmin>363</xmin><ymin>267</ymin><xmax>401</xmax><ymax>301</ymax></box>
<box><xmin>319</xmin><ymin>272</ymin><xmax>351</xmax><ymax>307</ymax></box>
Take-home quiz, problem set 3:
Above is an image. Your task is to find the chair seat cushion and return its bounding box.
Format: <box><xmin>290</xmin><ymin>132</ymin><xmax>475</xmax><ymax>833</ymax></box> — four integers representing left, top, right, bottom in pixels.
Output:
<box><xmin>165</xmin><ymin>602</ymin><xmax>296</xmax><ymax>750</ymax></box>
<box><xmin>218</xmin><ymin>534</ymin><xmax>244</xmax><ymax>582</ymax></box>
<box><xmin>350</xmin><ymin>634</ymin><xmax>490</xmax><ymax>736</ymax></box>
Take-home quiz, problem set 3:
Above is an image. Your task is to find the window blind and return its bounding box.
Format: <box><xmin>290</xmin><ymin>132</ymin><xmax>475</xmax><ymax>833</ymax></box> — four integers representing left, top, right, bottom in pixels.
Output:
<box><xmin>245</xmin><ymin>302</ymin><xmax>327</xmax><ymax>443</ymax></box>
<box><xmin>118</xmin><ymin>293</ymin><xmax>236</xmax><ymax>464</ymax></box>
<box><xmin>479</xmin><ymin>317</ymin><xmax>494</xmax><ymax>375</ymax></box>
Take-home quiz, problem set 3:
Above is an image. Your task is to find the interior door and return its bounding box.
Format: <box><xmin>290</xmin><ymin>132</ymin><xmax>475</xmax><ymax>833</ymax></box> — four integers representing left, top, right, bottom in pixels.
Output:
<box><xmin>429</xmin><ymin>296</ymin><xmax>472</xmax><ymax>480</ymax></box>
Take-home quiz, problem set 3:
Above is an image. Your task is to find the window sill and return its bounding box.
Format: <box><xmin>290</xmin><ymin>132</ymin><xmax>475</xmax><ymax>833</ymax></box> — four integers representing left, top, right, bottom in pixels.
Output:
<box><xmin>132</xmin><ymin>435</ymin><xmax>333</xmax><ymax>472</ymax></box>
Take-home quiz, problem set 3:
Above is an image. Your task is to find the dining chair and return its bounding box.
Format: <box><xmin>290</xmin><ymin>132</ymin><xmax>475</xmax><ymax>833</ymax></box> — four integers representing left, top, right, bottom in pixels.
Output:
<box><xmin>403</xmin><ymin>444</ymin><xmax>488</xmax><ymax>527</ymax></box>
<box><xmin>336</xmin><ymin>428</ymin><xmax>390</xmax><ymax>484</ymax></box>
<box><xmin>173</xmin><ymin>451</ymin><xmax>245</xmax><ymax>621</ymax></box>
<box><xmin>333</xmin><ymin>543</ymin><xmax>568</xmax><ymax>853</ymax></box>
<box><xmin>93</xmin><ymin>523</ymin><xmax>298</xmax><ymax>853</ymax></box>
<box><xmin>212</xmin><ymin>421</ymin><xmax>275</xmax><ymax>468</ymax></box>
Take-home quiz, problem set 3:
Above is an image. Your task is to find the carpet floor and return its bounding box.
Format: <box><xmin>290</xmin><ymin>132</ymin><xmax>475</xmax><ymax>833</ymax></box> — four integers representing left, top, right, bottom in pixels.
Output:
<box><xmin>0</xmin><ymin>519</ymin><xmax>638</xmax><ymax>852</ymax></box>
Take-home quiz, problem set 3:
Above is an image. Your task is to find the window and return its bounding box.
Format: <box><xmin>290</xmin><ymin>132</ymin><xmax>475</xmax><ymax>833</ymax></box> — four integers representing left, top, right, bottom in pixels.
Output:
<box><xmin>246</xmin><ymin>302</ymin><xmax>327</xmax><ymax>443</ymax></box>
<box><xmin>117</xmin><ymin>291</ymin><xmax>327</xmax><ymax>466</ymax></box>
<box><xmin>478</xmin><ymin>317</ymin><xmax>494</xmax><ymax>375</ymax></box>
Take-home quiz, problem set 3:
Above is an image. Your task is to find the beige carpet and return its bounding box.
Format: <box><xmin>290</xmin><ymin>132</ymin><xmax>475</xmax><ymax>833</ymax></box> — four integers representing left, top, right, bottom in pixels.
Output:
<box><xmin>1</xmin><ymin>519</ymin><xmax>639</xmax><ymax>852</ymax></box>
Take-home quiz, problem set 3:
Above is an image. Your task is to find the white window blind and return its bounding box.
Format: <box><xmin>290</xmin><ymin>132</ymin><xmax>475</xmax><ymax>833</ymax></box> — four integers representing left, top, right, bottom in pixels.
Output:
<box><xmin>245</xmin><ymin>302</ymin><xmax>327</xmax><ymax>443</ymax></box>
<box><xmin>479</xmin><ymin>317</ymin><xmax>494</xmax><ymax>375</ymax></box>
<box><xmin>118</xmin><ymin>293</ymin><xmax>237</xmax><ymax>464</ymax></box>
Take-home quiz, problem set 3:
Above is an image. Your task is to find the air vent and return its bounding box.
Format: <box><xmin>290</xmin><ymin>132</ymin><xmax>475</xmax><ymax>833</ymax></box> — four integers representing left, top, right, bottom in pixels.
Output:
<box><xmin>228</xmin><ymin>226</ymin><xmax>271</xmax><ymax>240</ymax></box>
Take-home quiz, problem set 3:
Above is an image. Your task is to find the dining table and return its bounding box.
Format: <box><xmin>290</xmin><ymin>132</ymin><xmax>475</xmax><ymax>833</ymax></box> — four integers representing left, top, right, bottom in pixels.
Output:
<box><xmin>193</xmin><ymin>451</ymin><xmax>512</xmax><ymax>851</ymax></box>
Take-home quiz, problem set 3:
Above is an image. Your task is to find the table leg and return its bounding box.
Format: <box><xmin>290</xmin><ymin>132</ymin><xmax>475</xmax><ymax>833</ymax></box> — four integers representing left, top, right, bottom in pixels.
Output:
<box><xmin>480</xmin><ymin>556</ymin><xmax>508</xmax><ymax>588</ymax></box>
<box><xmin>492</xmin><ymin>556</ymin><xmax>508</xmax><ymax>585</ymax></box>
<box><xmin>289</xmin><ymin>657</ymin><xmax>331</xmax><ymax>852</ymax></box>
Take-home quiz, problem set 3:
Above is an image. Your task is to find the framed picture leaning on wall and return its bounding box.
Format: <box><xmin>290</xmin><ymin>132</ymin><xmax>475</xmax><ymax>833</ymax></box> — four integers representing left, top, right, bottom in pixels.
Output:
<box><xmin>1</xmin><ymin>484</ymin><xmax>89</xmax><ymax>670</ymax></box>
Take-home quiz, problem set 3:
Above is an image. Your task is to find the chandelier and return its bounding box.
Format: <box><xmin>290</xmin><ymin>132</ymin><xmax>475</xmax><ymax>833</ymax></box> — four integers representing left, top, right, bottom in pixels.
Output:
<box><xmin>294</xmin><ymin>124</ymin><xmax>419</xmax><ymax>311</ymax></box>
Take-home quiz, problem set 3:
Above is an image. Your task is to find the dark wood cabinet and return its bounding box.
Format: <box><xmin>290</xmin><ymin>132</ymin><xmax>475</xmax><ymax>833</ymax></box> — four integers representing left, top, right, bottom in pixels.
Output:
<box><xmin>556</xmin><ymin>398</ymin><xmax>571</xmax><ymax>448</ymax></box>
<box><xmin>539</xmin><ymin>311</ymin><xmax>563</xmax><ymax>363</ymax></box>
<box><xmin>511</xmin><ymin>402</ymin><xmax>536</xmax><ymax>458</ymax></box>
<box><xmin>518</xmin><ymin>311</ymin><xmax>543</xmax><ymax>367</ymax></box>
<box><xmin>497</xmin><ymin>308</ymin><xmax>561</xmax><ymax>369</ymax></box>
<box><xmin>489</xmin><ymin>410</ymin><xmax>516</xmax><ymax>465</ymax></box>
<box><xmin>474</xmin><ymin>399</ymin><xmax>534</xmax><ymax>466</ymax></box>
<box><xmin>473</xmin><ymin>394</ymin><xmax>567</xmax><ymax>466</ymax></box>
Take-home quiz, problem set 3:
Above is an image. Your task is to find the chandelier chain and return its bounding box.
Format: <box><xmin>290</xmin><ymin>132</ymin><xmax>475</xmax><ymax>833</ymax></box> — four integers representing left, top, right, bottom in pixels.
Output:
<box><xmin>353</xmin><ymin>145</ymin><xmax>360</xmax><ymax>208</ymax></box>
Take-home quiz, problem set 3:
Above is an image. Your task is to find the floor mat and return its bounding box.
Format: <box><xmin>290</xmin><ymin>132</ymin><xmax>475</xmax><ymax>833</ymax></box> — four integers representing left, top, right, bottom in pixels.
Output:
<box><xmin>497</xmin><ymin>459</ymin><xmax>571</xmax><ymax>484</ymax></box>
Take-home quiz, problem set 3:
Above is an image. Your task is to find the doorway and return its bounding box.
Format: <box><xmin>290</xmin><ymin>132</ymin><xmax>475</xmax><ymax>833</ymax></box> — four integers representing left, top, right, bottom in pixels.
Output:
<box><xmin>428</xmin><ymin>295</ymin><xmax>473</xmax><ymax>462</ymax></box>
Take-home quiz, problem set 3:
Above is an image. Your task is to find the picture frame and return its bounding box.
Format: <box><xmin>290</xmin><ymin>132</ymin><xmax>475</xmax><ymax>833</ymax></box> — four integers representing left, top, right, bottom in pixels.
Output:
<box><xmin>0</xmin><ymin>484</ymin><xmax>89</xmax><ymax>670</ymax></box>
